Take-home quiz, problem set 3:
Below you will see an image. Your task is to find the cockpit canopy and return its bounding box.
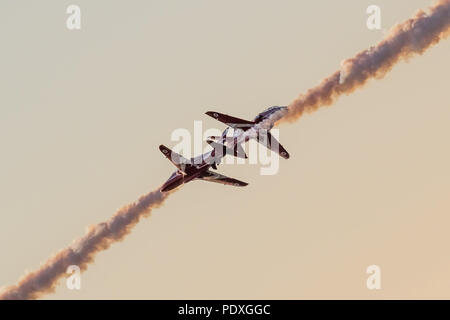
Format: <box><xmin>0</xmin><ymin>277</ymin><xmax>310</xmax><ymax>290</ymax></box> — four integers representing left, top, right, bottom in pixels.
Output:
<box><xmin>253</xmin><ymin>106</ymin><xmax>284</xmax><ymax>122</ymax></box>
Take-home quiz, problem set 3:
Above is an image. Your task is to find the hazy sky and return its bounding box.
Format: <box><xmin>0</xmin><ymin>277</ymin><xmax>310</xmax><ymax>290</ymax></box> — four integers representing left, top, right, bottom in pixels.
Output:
<box><xmin>1</xmin><ymin>0</ymin><xmax>450</xmax><ymax>299</ymax></box>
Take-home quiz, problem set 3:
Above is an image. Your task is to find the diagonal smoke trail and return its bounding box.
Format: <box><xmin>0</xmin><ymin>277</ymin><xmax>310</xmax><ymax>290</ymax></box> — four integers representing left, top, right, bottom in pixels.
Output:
<box><xmin>278</xmin><ymin>0</ymin><xmax>450</xmax><ymax>124</ymax></box>
<box><xmin>0</xmin><ymin>188</ymin><xmax>170</xmax><ymax>300</ymax></box>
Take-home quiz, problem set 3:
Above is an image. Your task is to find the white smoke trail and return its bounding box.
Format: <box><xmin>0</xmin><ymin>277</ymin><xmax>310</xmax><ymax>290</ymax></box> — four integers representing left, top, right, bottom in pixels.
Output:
<box><xmin>278</xmin><ymin>0</ymin><xmax>450</xmax><ymax>124</ymax></box>
<box><xmin>0</xmin><ymin>189</ymin><xmax>170</xmax><ymax>300</ymax></box>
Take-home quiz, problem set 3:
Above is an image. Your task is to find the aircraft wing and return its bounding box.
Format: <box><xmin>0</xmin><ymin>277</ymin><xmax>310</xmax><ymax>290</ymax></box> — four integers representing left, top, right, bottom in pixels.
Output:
<box><xmin>205</xmin><ymin>111</ymin><xmax>255</xmax><ymax>130</ymax></box>
<box><xmin>198</xmin><ymin>170</ymin><xmax>248</xmax><ymax>187</ymax></box>
<box><xmin>257</xmin><ymin>131</ymin><xmax>290</xmax><ymax>159</ymax></box>
<box><xmin>159</xmin><ymin>145</ymin><xmax>193</xmax><ymax>173</ymax></box>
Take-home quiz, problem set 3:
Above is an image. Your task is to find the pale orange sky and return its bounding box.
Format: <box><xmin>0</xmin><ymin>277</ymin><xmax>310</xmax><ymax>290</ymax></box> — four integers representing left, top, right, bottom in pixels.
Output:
<box><xmin>1</xmin><ymin>0</ymin><xmax>450</xmax><ymax>299</ymax></box>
